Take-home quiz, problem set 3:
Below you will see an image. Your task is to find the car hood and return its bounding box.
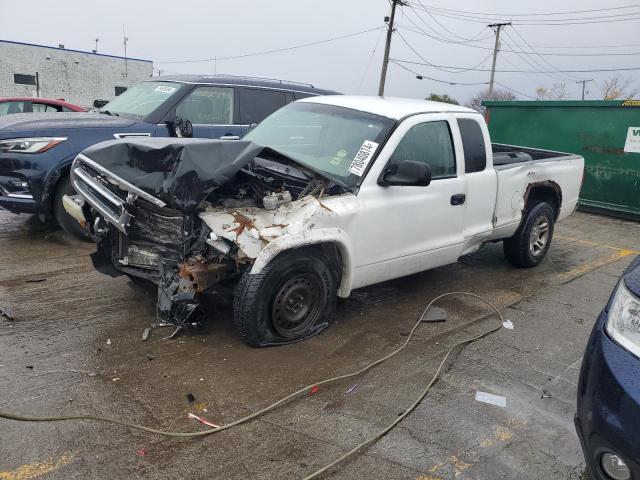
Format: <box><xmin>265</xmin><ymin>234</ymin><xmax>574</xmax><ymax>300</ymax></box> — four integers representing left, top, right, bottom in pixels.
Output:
<box><xmin>623</xmin><ymin>255</ymin><xmax>640</xmax><ymax>298</ymax></box>
<box><xmin>0</xmin><ymin>112</ymin><xmax>137</xmax><ymax>133</ymax></box>
<box><xmin>78</xmin><ymin>138</ymin><xmax>265</xmax><ymax>214</ymax></box>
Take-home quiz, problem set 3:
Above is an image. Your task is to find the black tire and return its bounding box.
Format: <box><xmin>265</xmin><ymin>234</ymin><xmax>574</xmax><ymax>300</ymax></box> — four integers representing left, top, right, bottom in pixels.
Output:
<box><xmin>233</xmin><ymin>248</ymin><xmax>337</xmax><ymax>347</ymax></box>
<box><xmin>503</xmin><ymin>201</ymin><xmax>555</xmax><ymax>268</ymax></box>
<box><xmin>53</xmin><ymin>175</ymin><xmax>92</xmax><ymax>242</ymax></box>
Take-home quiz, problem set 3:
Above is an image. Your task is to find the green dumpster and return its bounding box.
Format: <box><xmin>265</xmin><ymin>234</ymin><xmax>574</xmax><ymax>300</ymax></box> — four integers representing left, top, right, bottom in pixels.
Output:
<box><xmin>483</xmin><ymin>99</ymin><xmax>640</xmax><ymax>219</ymax></box>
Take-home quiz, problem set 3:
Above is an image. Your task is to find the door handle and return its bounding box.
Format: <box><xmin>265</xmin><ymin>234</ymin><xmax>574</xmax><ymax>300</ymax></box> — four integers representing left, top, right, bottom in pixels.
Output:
<box><xmin>450</xmin><ymin>193</ymin><xmax>466</xmax><ymax>206</ymax></box>
<box><xmin>219</xmin><ymin>134</ymin><xmax>240</xmax><ymax>140</ymax></box>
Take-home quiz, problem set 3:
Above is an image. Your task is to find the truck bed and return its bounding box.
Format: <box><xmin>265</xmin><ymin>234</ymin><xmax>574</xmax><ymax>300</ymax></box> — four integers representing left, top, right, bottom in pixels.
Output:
<box><xmin>492</xmin><ymin>143</ymin><xmax>578</xmax><ymax>167</ymax></box>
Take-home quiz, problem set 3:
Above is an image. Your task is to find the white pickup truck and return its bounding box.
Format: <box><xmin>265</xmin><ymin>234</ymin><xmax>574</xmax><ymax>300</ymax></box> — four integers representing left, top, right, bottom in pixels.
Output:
<box><xmin>68</xmin><ymin>95</ymin><xmax>584</xmax><ymax>346</ymax></box>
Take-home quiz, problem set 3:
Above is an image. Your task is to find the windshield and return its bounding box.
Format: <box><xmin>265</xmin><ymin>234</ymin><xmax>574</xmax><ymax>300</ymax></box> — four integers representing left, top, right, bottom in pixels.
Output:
<box><xmin>244</xmin><ymin>102</ymin><xmax>395</xmax><ymax>187</ymax></box>
<box><xmin>101</xmin><ymin>81</ymin><xmax>183</xmax><ymax>120</ymax></box>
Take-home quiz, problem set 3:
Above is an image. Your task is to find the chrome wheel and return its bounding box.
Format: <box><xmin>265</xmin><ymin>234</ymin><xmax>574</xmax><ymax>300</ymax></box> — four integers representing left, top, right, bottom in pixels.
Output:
<box><xmin>529</xmin><ymin>215</ymin><xmax>550</xmax><ymax>257</ymax></box>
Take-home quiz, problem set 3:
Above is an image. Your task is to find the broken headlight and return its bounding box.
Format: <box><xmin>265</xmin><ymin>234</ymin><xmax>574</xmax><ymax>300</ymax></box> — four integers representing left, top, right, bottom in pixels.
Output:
<box><xmin>606</xmin><ymin>282</ymin><xmax>640</xmax><ymax>358</ymax></box>
<box><xmin>0</xmin><ymin>137</ymin><xmax>67</xmax><ymax>154</ymax></box>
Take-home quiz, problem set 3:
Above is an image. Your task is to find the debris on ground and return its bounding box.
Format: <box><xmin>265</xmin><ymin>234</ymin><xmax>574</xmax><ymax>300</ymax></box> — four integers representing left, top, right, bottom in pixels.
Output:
<box><xmin>421</xmin><ymin>306</ymin><xmax>448</xmax><ymax>323</ymax></box>
<box><xmin>186</xmin><ymin>393</ymin><xmax>196</xmax><ymax>403</ymax></box>
<box><xmin>24</xmin><ymin>278</ymin><xmax>46</xmax><ymax>283</ymax></box>
<box><xmin>0</xmin><ymin>306</ymin><xmax>14</xmax><ymax>321</ymax></box>
<box><xmin>344</xmin><ymin>384</ymin><xmax>359</xmax><ymax>395</ymax></box>
<box><xmin>142</xmin><ymin>328</ymin><xmax>151</xmax><ymax>341</ymax></box>
<box><xmin>475</xmin><ymin>391</ymin><xmax>507</xmax><ymax>407</ymax></box>
<box><xmin>502</xmin><ymin>320</ymin><xmax>514</xmax><ymax>330</ymax></box>
<box><xmin>309</xmin><ymin>385</ymin><xmax>319</xmax><ymax>395</ymax></box>
<box><xmin>541</xmin><ymin>389</ymin><xmax>553</xmax><ymax>399</ymax></box>
<box><xmin>135</xmin><ymin>448</ymin><xmax>147</xmax><ymax>456</ymax></box>
<box><xmin>187</xmin><ymin>412</ymin><xmax>219</xmax><ymax>428</ymax></box>
<box><xmin>106</xmin><ymin>339</ymin><xmax>111</xmax><ymax>345</ymax></box>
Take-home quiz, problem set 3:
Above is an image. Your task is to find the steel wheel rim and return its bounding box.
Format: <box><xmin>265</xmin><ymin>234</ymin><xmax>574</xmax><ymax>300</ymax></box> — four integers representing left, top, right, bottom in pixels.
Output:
<box><xmin>529</xmin><ymin>215</ymin><xmax>550</xmax><ymax>256</ymax></box>
<box><xmin>272</xmin><ymin>273</ymin><xmax>323</xmax><ymax>338</ymax></box>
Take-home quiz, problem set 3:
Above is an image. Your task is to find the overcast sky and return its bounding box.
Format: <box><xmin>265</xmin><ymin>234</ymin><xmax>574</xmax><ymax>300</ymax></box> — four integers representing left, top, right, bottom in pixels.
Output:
<box><xmin>1</xmin><ymin>0</ymin><xmax>638</xmax><ymax>104</ymax></box>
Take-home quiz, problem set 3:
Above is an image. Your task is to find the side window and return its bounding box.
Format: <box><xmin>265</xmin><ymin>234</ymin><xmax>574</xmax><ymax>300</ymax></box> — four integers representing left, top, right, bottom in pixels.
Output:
<box><xmin>457</xmin><ymin>118</ymin><xmax>487</xmax><ymax>173</ymax></box>
<box><xmin>388</xmin><ymin>121</ymin><xmax>456</xmax><ymax>179</ymax></box>
<box><xmin>32</xmin><ymin>103</ymin><xmax>61</xmax><ymax>113</ymax></box>
<box><xmin>176</xmin><ymin>86</ymin><xmax>234</xmax><ymax>125</ymax></box>
<box><xmin>5</xmin><ymin>101</ymin><xmax>27</xmax><ymax>114</ymax></box>
<box><xmin>239</xmin><ymin>88</ymin><xmax>287</xmax><ymax>125</ymax></box>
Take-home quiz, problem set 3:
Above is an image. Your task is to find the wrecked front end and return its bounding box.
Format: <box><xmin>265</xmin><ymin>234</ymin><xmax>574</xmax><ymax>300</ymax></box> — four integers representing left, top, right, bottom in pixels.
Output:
<box><xmin>68</xmin><ymin>138</ymin><xmax>342</xmax><ymax>337</ymax></box>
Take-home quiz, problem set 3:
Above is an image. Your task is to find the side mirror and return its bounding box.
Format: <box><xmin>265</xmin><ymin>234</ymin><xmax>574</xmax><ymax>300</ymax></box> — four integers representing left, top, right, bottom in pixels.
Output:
<box><xmin>167</xmin><ymin>113</ymin><xmax>193</xmax><ymax>138</ymax></box>
<box><xmin>248</xmin><ymin>123</ymin><xmax>258</xmax><ymax>131</ymax></box>
<box><xmin>379</xmin><ymin>160</ymin><xmax>431</xmax><ymax>187</ymax></box>
<box><xmin>93</xmin><ymin>99</ymin><xmax>108</xmax><ymax>108</ymax></box>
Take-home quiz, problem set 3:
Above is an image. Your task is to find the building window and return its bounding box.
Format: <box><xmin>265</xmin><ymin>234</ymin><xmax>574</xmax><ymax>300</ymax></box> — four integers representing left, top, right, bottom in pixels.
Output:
<box><xmin>115</xmin><ymin>86</ymin><xmax>127</xmax><ymax>96</ymax></box>
<box><xmin>14</xmin><ymin>74</ymin><xmax>37</xmax><ymax>86</ymax></box>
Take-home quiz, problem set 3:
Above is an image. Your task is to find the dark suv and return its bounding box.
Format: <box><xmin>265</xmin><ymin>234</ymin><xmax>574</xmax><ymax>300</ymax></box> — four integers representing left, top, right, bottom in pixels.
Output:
<box><xmin>0</xmin><ymin>75</ymin><xmax>338</xmax><ymax>238</ymax></box>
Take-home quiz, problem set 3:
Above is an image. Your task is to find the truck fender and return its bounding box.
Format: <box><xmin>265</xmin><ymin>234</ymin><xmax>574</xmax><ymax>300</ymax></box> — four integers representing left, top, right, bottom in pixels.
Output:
<box><xmin>250</xmin><ymin>228</ymin><xmax>354</xmax><ymax>298</ymax></box>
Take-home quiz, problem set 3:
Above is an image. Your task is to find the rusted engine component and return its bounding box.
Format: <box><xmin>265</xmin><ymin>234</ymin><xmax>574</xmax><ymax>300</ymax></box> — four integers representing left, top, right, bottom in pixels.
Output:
<box><xmin>178</xmin><ymin>261</ymin><xmax>229</xmax><ymax>293</ymax></box>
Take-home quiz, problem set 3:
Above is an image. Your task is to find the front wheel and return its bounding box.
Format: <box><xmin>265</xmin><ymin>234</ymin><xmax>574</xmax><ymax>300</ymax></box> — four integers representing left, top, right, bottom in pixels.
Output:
<box><xmin>53</xmin><ymin>175</ymin><xmax>92</xmax><ymax>242</ymax></box>
<box><xmin>503</xmin><ymin>201</ymin><xmax>556</xmax><ymax>268</ymax></box>
<box><xmin>233</xmin><ymin>249</ymin><xmax>337</xmax><ymax>347</ymax></box>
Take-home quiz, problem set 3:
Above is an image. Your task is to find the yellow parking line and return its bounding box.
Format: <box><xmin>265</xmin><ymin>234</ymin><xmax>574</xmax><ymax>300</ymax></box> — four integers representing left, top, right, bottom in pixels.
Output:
<box><xmin>0</xmin><ymin>452</ymin><xmax>74</xmax><ymax>480</ymax></box>
<box><xmin>557</xmin><ymin>249</ymin><xmax>636</xmax><ymax>282</ymax></box>
<box><xmin>555</xmin><ymin>234</ymin><xmax>640</xmax><ymax>255</ymax></box>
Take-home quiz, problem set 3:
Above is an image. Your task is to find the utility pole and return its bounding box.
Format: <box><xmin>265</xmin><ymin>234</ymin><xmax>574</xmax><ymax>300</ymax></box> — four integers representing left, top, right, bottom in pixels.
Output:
<box><xmin>576</xmin><ymin>79</ymin><xmax>593</xmax><ymax>100</ymax></box>
<box><xmin>123</xmin><ymin>25</ymin><xmax>129</xmax><ymax>77</ymax></box>
<box><xmin>94</xmin><ymin>37</ymin><xmax>99</xmax><ymax>53</ymax></box>
<box><xmin>488</xmin><ymin>22</ymin><xmax>511</xmax><ymax>96</ymax></box>
<box><xmin>379</xmin><ymin>0</ymin><xmax>404</xmax><ymax>97</ymax></box>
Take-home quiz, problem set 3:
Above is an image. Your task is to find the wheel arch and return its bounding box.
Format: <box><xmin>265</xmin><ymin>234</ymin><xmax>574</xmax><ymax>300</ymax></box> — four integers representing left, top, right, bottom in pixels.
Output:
<box><xmin>250</xmin><ymin>229</ymin><xmax>354</xmax><ymax>298</ymax></box>
<box><xmin>523</xmin><ymin>181</ymin><xmax>562</xmax><ymax>220</ymax></box>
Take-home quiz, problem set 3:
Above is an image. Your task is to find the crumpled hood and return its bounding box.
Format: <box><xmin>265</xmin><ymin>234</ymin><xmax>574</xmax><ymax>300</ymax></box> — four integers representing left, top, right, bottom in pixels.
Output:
<box><xmin>79</xmin><ymin>137</ymin><xmax>265</xmax><ymax>213</ymax></box>
<box><xmin>0</xmin><ymin>112</ymin><xmax>136</xmax><ymax>133</ymax></box>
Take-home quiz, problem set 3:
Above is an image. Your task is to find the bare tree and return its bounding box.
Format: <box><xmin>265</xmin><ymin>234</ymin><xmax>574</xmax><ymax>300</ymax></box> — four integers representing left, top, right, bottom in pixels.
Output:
<box><xmin>466</xmin><ymin>88</ymin><xmax>516</xmax><ymax>113</ymax></box>
<box><xmin>600</xmin><ymin>76</ymin><xmax>639</xmax><ymax>100</ymax></box>
<box><xmin>536</xmin><ymin>83</ymin><xmax>569</xmax><ymax>100</ymax></box>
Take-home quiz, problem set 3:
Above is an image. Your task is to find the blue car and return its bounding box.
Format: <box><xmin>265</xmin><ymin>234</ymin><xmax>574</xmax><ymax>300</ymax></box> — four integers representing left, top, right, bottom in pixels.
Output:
<box><xmin>0</xmin><ymin>75</ymin><xmax>338</xmax><ymax>239</ymax></box>
<box><xmin>576</xmin><ymin>254</ymin><xmax>640</xmax><ymax>480</ymax></box>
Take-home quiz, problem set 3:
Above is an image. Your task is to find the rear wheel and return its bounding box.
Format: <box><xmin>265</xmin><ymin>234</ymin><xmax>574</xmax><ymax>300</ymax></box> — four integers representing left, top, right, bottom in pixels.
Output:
<box><xmin>53</xmin><ymin>175</ymin><xmax>91</xmax><ymax>242</ymax></box>
<box><xmin>503</xmin><ymin>201</ymin><xmax>555</xmax><ymax>268</ymax></box>
<box><xmin>233</xmin><ymin>249</ymin><xmax>336</xmax><ymax>347</ymax></box>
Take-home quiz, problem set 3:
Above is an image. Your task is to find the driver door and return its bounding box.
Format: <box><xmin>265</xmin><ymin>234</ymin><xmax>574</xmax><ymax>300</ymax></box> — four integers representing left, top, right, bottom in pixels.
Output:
<box><xmin>173</xmin><ymin>86</ymin><xmax>241</xmax><ymax>139</ymax></box>
<box><xmin>351</xmin><ymin>114</ymin><xmax>466</xmax><ymax>289</ymax></box>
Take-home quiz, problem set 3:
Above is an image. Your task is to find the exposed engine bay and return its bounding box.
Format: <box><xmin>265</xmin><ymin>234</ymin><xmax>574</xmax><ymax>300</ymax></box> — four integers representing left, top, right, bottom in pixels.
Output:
<box><xmin>67</xmin><ymin>138</ymin><xmax>346</xmax><ymax>338</ymax></box>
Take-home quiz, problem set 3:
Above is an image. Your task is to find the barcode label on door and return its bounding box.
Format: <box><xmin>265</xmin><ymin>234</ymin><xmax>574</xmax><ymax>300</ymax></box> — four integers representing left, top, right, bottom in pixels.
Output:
<box><xmin>348</xmin><ymin>140</ymin><xmax>379</xmax><ymax>177</ymax></box>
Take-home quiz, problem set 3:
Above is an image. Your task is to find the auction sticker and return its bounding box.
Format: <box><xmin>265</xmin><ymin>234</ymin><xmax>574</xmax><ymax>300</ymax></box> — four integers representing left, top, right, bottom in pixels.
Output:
<box><xmin>624</xmin><ymin>126</ymin><xmax>640</xmax><ymax>153</ymax></box>
<box><xmin>154</xmin><ymin>85</ymin><xmax>176</xmax><ymax>94</ymax></box>
<box><xmin>348</xmin><ymin>140</ymin><xmax>379</xmax><ymax>176</ymax></box>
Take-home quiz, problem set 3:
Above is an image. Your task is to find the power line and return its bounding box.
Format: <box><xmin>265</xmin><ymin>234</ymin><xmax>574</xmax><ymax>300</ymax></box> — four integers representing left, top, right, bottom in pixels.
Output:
<box><xmin>397</xmin><ymin>25</ymin><xmax>640</xmax><ymax>56</ymax></box>
<box><xmin>406</xmin><ymin>2</ymin><xmax>640</xmax><ymax>18</ymax></box>
<box><xmin>395</xmin><ymin>29</ymin><xmax>493</xmax><ymax>73</ymax></box>
<box><xmin>156</xmin><ymin>26</ymin><xmax>383</xmax><ymax>64</ymax></box>
<box><xmin>391</xmin><ymin>60</ymin><xmax>490</xmax><ymax>85</ymax></box>
<box><xmin>409</xmin><ymin>7</ymin><xmax>640</xmax><ymax>25</ymax></box>
<box><xmin>410</xmin><ymin>1</ymin><xmax>490</xmax><ymax>42</ymax></box>
<box><xmin>493</xmin><ymin>81</ymin><xmax>536</xmax><ymax>99</ymax></box>
<box><xmin>392</xmin><ymin>58</ymin><xmax>640</xmax><ymax>73</ymax></box>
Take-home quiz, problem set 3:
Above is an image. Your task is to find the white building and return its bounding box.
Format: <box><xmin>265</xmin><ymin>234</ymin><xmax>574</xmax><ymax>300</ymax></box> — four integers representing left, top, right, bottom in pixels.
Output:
<box><xmin>0</xmin><ymin>40</ymin><xmax>153</xmax><ymax>108</ymax></box>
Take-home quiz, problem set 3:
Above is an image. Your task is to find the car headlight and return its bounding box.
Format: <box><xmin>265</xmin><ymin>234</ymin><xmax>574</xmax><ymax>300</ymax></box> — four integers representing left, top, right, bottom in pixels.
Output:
<box><xmin>606</xmin><ymin>282</ymin><xmax>640</xmax><ymax>357</ymax></box>
<box><xmin>0</xmin><ymin>137</ymin><xmax>67</xmax><ymax>154</ymax></box>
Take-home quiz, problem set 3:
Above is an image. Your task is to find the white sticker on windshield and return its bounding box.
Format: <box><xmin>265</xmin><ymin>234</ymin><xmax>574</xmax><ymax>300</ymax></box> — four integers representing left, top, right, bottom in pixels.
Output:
<box><xmin>154</xmin><ymin>85</ymin><xmax>176</xmax><ymax>94</ymax></box>
<box><xmin>348</xmin><ymin>140</ymin><xmax>379</xmax><ymax>177</ymax></box>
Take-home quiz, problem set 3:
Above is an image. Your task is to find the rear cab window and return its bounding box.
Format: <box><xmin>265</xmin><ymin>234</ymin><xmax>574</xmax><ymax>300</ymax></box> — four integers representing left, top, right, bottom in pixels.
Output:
<box><xmin>457</xmin><ymin>118</ymin><xmax>487</xmax><ymax>173</ymax></box>
<box><xmin>239</xmin><ymin>88</ymin><xmax>287</xmax><ymax>125</ymax></box>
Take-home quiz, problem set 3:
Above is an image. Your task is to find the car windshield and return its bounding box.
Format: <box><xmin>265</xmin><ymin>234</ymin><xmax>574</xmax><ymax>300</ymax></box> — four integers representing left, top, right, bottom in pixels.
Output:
<box><xmin>100</xmin><ymin>81</ymin><xmax>183</xmax><ymax>120</ymax></box>
<box><xmin>244</xmin><ymin>102</ymin><xmax>396</xmax><ymax>187</ymax></box>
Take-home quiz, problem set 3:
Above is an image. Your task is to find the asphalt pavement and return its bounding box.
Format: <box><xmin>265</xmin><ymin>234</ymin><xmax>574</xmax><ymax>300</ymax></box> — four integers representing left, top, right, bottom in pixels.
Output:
<box><xmin>1</xmin><ymin>209</ymin><xmax>638</xmax><ymax>479</ymax></box>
